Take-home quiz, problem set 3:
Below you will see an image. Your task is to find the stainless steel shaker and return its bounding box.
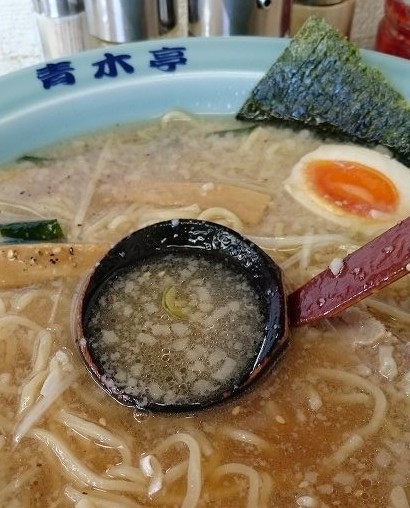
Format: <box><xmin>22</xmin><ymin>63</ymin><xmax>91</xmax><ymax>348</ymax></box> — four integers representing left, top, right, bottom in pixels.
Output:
<box><xmin>33</xmin><ymin>0</ymin><xmax>91</xmax><ymax>58</ymax></box>
<box><xmin>84</xmin><ymin>0</ymin><xmax>178</xmax><ymax>44</ymax></box>
<box><xmin>188</xmin><ymin>0</ymin><xmax>292</xmax><ymax>37</ymax></box>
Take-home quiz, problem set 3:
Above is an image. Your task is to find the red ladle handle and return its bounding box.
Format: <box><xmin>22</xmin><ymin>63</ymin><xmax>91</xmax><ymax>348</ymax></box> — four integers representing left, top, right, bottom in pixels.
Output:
<box><xmin>287</xmin><ymin>217</ymin><xmax>410</xmax><ymax>327</ymax></box>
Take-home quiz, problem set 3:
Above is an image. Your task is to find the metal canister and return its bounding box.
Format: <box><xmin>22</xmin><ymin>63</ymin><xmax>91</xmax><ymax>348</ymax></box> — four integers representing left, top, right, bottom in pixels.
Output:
<box><xmin>84</xmin><ymin>0</ymin><xmax>178</xmax><ymax>44</ymax></box>
<box><xmin>33</xmin><ymin>0</ymin><xmax>91</xmax><ymax>58</ymax></box>
<box><xmin>188</xmin><ymin>0</ymin><xmax>292</xmax><ymax>37</ymax></box>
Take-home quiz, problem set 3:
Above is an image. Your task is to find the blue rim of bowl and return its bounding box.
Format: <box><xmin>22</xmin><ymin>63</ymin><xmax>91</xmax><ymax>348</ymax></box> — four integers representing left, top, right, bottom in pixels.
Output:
<box><xmin>0</xmin><ymin>36</ymin><xmax>409</xmax><ymax>165</ymax></box>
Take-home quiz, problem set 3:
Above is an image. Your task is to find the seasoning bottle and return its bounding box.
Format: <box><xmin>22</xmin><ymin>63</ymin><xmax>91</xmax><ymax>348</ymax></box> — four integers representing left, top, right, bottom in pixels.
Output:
<box><xmin>188</xmin><ymin>0</ymin><xmax>292</xmax><ymax>37</ymax></box>
<box><xmin>290</xmin><ymin>0</ymin><xmax>356</xmax><ymax>38</ymax></box>
<box><xmin>84</xmin><ymin>0</ymin><xmax>179</xmax><ymax>47</ymax></box>
<box><xmin>33</xmin><ymin>0</ymin><xmax>91</xmax><ymax>59</ymax></box>
<box><xmin>376</xmin><ymin>0</ymin><xmax>410</xmax><ymax>59</ymax></box>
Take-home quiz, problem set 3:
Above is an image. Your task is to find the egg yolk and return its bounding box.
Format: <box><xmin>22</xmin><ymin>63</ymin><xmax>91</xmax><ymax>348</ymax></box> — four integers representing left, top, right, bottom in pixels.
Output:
<box><xmin>305</xmin><ymin>159</ymin><xmax>399</xmax><ymax>217</ymax></box>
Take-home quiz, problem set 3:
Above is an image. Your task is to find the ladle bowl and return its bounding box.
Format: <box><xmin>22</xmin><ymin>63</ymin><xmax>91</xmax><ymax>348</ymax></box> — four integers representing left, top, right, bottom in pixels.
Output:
<box><xmin>74</xmin><ymin>219</ymin><xmax>288</xmax><ymax>412</ymax></box>
<box><xmin>74</xmin><ymin>216</ymin><xmax>410</xmax><ymax>412</ymax></box>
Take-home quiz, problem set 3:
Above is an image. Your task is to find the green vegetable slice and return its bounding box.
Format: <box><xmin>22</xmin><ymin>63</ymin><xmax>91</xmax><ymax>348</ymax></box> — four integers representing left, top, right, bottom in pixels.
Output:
<box><xmin>162</xmin><ymin>286</ymin><xmax>188</xmax><ymax>320</ymax></box>
<box><xmin>0</xmin><ymin>219</ymin><xmax>64</xmax><ymax>241</ymax></box>
<box><xmin>17</xmin><ymin>155</ymin><xmax>53</xmax><ymax>166</ymax></box>
<box><xmin>237</xmin><ymin>16</ymin><xmax>410</xmax><ymax>166</ymax></box>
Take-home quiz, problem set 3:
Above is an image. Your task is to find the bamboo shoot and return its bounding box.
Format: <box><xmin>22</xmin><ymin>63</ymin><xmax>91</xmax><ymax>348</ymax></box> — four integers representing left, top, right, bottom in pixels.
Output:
<box><xmin>98</xmin><ymin>182</ymin><xmax>270</xmax><ymax>226</ymax></box>
<box><xmin>0</xmin><ymin>243</ymin><xmax>109</xmax><ymax>288</ymax></box>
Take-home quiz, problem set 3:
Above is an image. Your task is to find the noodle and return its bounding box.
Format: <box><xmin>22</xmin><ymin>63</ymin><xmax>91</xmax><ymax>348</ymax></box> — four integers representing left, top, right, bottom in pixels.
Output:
<box><xmin>0</xmin><ymin>315</ymin><xmax>42</xmax><ymax>334</ymax></box>
<box><xmin>259</xmin><ymin>471</ymin><xmax>274</xmax><ymax>508</ymax></box>
<box><xmin>106</xmin><ymin>464</ymin><xmax>146</xmax><ymax>485</ymax></box>
<box><xmin>17</xmin><ymin>329</ymin><xmax>53</xmax><ymax>413</ymax></box>
<box><xmin>163</xmin><ymin>460</ymin><xmax>189</xmax><ymax>485</ymax></box>
<box><xmin>32</xmin><ymin>428</ymin><xmax>143</xmax><ymax>494</ymax></box>
<box><xmin>0</xmin><ymin>200</ymin><xmax>47</xmax><ymax>219</ymax></box>
<box><xmin>18</xmin><ymin>370</ymin><xmax>48</xmax><ymax>414</ymax></box>
<box><xmin>32</xmin><ymin>330</ymin><xmax>53</xmax><ymax>373</ymax></box>
<box><xmin>14</xmin><ymin>357</ymin><xmax>78</xmax><ymax>444</ymax></box>
<box><xmin>10</xmin><ymin>288</ymin><xmax>55</xmax><ymax>312</ymax></box>
<box><xmin>299</xmin><ymin>234</ymin><xmax>314</xmax><ymax>271</ymax></box>
<box><xmin>326</xmin><ymin>392</ymin><xmax>371</xmax><ymax>405</ymax></box>
<box><xmin>152</xmin><ymin>433</ymin><xmax>202</xmax><ymax>508</ymax></box>
<box><xmin>218</xmin><ymin>425</ymin><xmax>272</xmax><ymax>453</ymax></box>
<box><xmin>324</xmin><ymin>433</ymin><xmax>365</xmax><ymax>467</ymax></box>
<box><xmin>82</xmin><ymin>210</ymin><xmax>127</xmax><ymax>238</ymax></box>
<box><xmin>197</xmin><ymin>207</ymin><xmax>243</xmax><ymax>231</ymax></box>
<box><xmin>279</xmin><ymin>250</ymin><xmax>304</xmax><ymax>270</ymax></box>
<box><xmin>70</xmin><ymin>141</ymin><xmax>112</xmax><ymax>242</ymax></box>
<box><xmin>313</xmin><ymin>368</ymin><xmax>388</xmax><ymax>438</ymax></box>
<box><xmin>108</xmin><ymin>214</ymin><xmax>133</xmax><ymax>230</ymax></box>
<box><xmin>212</xmin><ymin>463</ymin><xmax>261</xmax><ymax>508</ymax></box>
<box><xmin>247</xmin><ymin>234</ymin><xmax>353</xmax><ymax>250</ymax></box>
<box><xmin>65</xmin><ymin>485</ymin><xmax>144</xmax><ymax>508</ymax></box>
<box><xmin>183</xmin><ymin>429</ymin><xmax>214</xmax><ymax>457</ymax></box>
<box><xmin>58</xmin><ymin>410</ymin><xmax>133</xmax><ymax>465</ymax></box>
<box><xmin>366</xmin><ymin>298</ymin><xmax>410</xmax><ymax>326</ymax></box>
<box><xmin>139</xmin><ymin>454</ymin><xmax>164</xmax><ymax>496</ymax></box>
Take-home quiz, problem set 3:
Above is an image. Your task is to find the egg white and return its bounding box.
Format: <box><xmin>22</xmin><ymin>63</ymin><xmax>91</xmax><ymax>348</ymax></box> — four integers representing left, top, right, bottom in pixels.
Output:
<box><xmin>284</xmin><ymin>144</ymin><xmax>410</xmax><ymax>233</ymax></box>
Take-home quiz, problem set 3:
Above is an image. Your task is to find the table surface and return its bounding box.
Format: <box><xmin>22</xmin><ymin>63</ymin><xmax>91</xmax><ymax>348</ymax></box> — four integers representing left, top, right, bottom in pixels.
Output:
<box><xmin>0</xmin><ymin>0</ymin><xmax>384</xmax><ymax>77</ymax></box>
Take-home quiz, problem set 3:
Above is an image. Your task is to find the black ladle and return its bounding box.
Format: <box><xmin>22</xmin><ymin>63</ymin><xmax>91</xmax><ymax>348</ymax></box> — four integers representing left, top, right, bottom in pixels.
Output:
<box><xmin>74</xmin><ymin>217</ymin><xmax>410</xmax><ymax>412</ymax></box>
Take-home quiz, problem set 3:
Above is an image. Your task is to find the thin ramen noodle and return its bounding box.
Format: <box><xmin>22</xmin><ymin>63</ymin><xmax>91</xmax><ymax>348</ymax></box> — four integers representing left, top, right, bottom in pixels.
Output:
<box><xmin>0</xmin><ymin>116</ymin><xmax>409</xmax><ymax>508</ymax></box>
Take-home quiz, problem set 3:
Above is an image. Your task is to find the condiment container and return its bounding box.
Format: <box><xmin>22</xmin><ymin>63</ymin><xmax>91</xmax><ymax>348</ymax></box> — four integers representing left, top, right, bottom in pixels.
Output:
<box><xmin>290</xmin><ymin>0</ymin><xmax>356</xmax><ymax>38</ymax></box>
<box><xmin>84</xmin><ymin>0</ymin><xmax>178</xmax><ymax>46</ymax></box>
<box><xmin>376</xmin><ymin>0</ymin><xmax>410</xmax><ymax>59</ymax></box>
<box><xmin>33</xmin><ymin>0</ymin><xmax>91</xmax><ymax>59</ymax></box>
<box><xmin>188</xmin><ymin>0</ymin><xmax>292</xmax><ymax>37</ymax></box>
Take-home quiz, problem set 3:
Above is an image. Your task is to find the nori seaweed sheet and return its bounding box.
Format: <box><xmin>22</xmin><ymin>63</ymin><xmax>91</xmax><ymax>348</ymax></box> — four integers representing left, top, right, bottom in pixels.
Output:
<box><xmin>237</xmin><ymin>17</ymin><xmax>410</xmax><ymax>166</ymax></box>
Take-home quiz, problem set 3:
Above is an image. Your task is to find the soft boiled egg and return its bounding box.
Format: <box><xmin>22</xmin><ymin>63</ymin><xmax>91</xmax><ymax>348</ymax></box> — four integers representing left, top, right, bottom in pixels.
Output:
<box><xmin>284</xmin><ymin>144</ymin><xmax>410</xmax><ymax>232</ymax></box>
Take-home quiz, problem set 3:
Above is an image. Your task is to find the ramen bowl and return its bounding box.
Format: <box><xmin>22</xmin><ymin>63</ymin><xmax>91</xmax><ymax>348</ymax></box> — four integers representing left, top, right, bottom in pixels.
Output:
<box><xmin>1</xmin><ymin>37</ymin><xmax>410</xmax><ymax>508</ymax></box>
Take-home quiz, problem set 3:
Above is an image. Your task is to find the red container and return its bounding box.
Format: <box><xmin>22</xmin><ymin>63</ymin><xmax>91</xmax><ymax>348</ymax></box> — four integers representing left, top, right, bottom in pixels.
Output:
<box><xmin>376</xmin><ymin>0</ymin><xmax>410</xmax><ymax>59</ymax></box>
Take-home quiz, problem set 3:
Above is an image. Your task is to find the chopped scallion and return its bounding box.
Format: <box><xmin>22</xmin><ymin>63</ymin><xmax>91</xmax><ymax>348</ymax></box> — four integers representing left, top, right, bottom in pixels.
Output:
<box><xmin>161</xmin><ymin>286</ymin><xmax>188</xmax><ymax>320</ymax></box>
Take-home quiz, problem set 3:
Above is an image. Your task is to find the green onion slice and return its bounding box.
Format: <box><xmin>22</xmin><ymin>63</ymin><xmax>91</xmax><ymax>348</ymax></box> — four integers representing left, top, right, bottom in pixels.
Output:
<box><xmin>162</xmin><ymin>286</ymin><xmax>188</xmax><ymax>320</ymax></box>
